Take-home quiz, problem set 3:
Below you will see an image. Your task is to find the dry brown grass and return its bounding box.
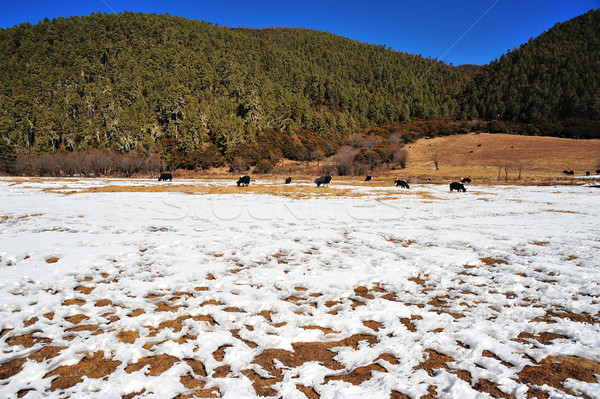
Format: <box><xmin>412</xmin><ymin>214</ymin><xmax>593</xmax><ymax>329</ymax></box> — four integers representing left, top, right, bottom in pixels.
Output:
<box><xmin>162</xmin><ymin>133</ymin><xmax>600</xmax><ymax>184</ymax></box>
<box><xmin>401</xmin><ymin>133</ymin><xmax>600</xmax><ymax>182</ymax></box>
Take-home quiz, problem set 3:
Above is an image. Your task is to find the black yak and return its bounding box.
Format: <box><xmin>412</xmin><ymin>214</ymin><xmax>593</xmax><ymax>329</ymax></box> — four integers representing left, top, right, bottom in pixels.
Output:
<box><xmin>395</xmin><ymin>179</ymin><xmax>410</xmax><ymax>189</ymax></box>
<box><xmin>461</xmin><ymin>177</ymin><xmax>472</xmax><ymax>184</ymax></box>
<box><xmin>365</xmin><ymin>176</ymin><xmax>372</xmax><ymax>182</ymax></box>
<box><xmin>237</xmin><ymin>175</ymin><xmax>251</xmax><ymax>186</ymax></box>
<box><xmin>450</xmin><ymin>182</ymin><xmax>466</xmax><ymax>192</ymax></box>
<box><xmin>285</xmin><ymin>177</ymin><xmax>292</xmax><ymax>184</ymax></box>
<box><xmin>314</xmin><ymin>175</ymin><xmax>332</xmax><ymax>187</ymax></box>
<box><xmin>158</xmin><ymin>173</ymin><xmax>172</xmax><ymax>181</ymax></box>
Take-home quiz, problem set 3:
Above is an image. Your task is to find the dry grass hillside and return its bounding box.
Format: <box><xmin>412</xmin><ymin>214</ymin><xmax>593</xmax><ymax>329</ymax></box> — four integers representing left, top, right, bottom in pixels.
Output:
<box><xmin>400</xmin><ymin>133</ymin><xmax>600</xmax><ymax>183</ymax></box>
<box><xmin>175</xmin><ymin>133</ymin><xmax>600</xmax><ymax>185</ymax></box>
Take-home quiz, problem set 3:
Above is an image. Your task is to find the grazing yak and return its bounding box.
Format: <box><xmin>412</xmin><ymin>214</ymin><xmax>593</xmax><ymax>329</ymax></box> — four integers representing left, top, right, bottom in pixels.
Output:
<box><xmin>237</xmin><ymin>175</ymin><xmax>251</xmax><ymax>186</ymax></box>
<box><xmin>461</xmin><ymin>177</ymin><xmax>472</xmax><ymax>184</ymax></box>
<box><xmin>568</xmin><ymin>170</ymin><xmax>575</xmax><ymax>175</ymax></box>
<box><xmin>365</xmin><ymin>176</ymin><xmax>372</xmax><ymax>182</ymax></box>
<box><xmin>285</xmin><ymin>177</ymin><xmax>292</xmax><ymax>184</ymax></box>
<box><xmin>563</xmin><ymin>170</ymin><xmax>570</xmax><ymax>175</ymax></box>
<box><xmin>450</xmin><ymin>182</ymin><xmax>466</xmax><ymax>192</ymax></box>
<box><xmin>314</xmin><ymin>175</ymin><xmax>332</xmax><ymax>187</ymax></box>
<box><xmin>158</xmin><ymin>173</ymin><xmax>172</xmax><ymax>181</ymax></box>
<box><xmin>395</xmin><ymin>179</ymin><xmax>410</xmax><ymax>189</ymax></box>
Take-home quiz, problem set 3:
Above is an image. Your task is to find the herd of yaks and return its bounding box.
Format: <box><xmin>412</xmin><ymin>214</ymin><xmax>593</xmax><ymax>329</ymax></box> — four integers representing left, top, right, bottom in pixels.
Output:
<box><xmin>157</xmin><ymin>172</ymin><xmax>471</xmax><ymax>192</ymax></box>
<box><xmin>563</xmin><ymin>170</ymin><xmax>600</xmax><ymax>176</ymax></box>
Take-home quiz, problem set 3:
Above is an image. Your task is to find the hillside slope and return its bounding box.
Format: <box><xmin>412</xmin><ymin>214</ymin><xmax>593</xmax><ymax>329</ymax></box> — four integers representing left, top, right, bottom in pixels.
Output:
<box><xmin>463</xmin><ymin>9</ymin><xmax>600</xmax><ymax>125</ymax></box>
<box><xmin>0</xmin><ymin>12</ymin><xmax>464</xmax><ymax>159</ymax></box>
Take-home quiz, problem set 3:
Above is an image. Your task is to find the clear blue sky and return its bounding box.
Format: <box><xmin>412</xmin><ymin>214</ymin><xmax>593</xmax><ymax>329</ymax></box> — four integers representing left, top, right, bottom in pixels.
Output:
<box><xmin>0</xmin><ymin>0</ymin><xmax>597</xmax><ymax>65</ymax></box>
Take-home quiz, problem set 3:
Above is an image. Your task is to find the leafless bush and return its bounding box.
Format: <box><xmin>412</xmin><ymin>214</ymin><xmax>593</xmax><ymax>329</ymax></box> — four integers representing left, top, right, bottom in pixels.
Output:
<box><xmin>385</xmin><ymin>144</ymin><xmax>408</xmax><ymax>168</ymax></box>
<box><xmin>14</xmin><ymin>151</ymin><xmax>165</xmax><ymax>177</ymax></box>
<box><xmin>228</xmin><ymin>156</ymin><xmax>249</xmax><ymax>173</ymax></box>
<box><xmin>310</xmin><ymin>149</ymin><xmax>325</xmax><ymax>165</ymax></box>
<box><xmin>345</xmin><ymin>134</ymin><xmax>383</xmax><ymax>149</ymax></box>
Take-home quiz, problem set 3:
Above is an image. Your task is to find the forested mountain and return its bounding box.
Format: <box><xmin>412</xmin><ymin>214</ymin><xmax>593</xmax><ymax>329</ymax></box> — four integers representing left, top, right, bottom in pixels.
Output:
<box><xmin>0</xmin><ymin>12</ymin><xmax>465</xmax><ymax>163</ymax></box>
<box><xmin>0</xmin><ymin>9</ymin><xmax>598</xmax><ymax>175</ymax></box>
<box><xmin>462</xmin><ymin>9</ymin><xmax>600</xmax><ymax>125</ymax></box>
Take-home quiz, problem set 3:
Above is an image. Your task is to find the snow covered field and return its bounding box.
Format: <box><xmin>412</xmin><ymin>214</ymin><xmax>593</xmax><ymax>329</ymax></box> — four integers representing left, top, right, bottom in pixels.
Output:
<box><xmin>1</xmin><ymin>178</ymin><xmax>599</xmax><ymax>399</ymax></box>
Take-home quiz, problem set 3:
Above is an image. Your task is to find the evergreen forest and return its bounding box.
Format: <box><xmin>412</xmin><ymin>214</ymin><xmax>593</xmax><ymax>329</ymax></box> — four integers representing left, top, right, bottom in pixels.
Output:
<box><xmin>0</xmin><ymin>9</ymin><xmax>598</xmax><ymax>174</ymax></box>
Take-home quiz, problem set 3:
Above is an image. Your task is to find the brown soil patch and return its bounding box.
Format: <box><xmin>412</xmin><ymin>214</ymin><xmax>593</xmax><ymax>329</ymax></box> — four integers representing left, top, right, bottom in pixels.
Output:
<box><xmin>257</xmin><ymin>310</ymin><xmax>275</xmax><ymax>322</ymax></box>
<box><xmin>1</xmin><ymin>345</ymin><xmax>66</xmax><ymax>380</ymax></box>
<box><xmin>473</xmin><ymin>379</ymin><xmax>511</xmax><ymax>398</ymax></box>
<box><xmin>301</xmin><ymin>325</ymin><xmax>339</xmax><ymax>335</ymax></box>
<box><xmin>66</xmin><ymin>324</ymin><xmax>99</xmax><ymax>333</ymax></box>
<box><xmin>254</xmin><ymin>334</ymin><xmax>378</xmax><ymax>376</ymax></box>
<box><xmin>518</xmin><ymin>355</ymin><xmax>600</xmax><ymax>396</ymax></box>
<box><xmin>128</xmin><ymin>308</ymin><xmax>145</xmax><ymax>317</ymax></box>
<box><xmin>515</xmin><ymin>332</ymin><xmax>568</xmax><ymax>346</ymax></box>
<box><xmin>296</xmin><ymin>385</ymin><xmax>320</xmax><ymax>399</ymax></box>
<box><xmin>377</xmin><ymin>353</ymin><xmax>400</xmax><ymax>365</ymax></box>
<box><xmin>408</xmin><ymin>276</ymin><xmax>426</xmax><ymax>286</ymax></box>
<box><xmin>480</xmin><ymin>257</ymin><xmax>509</xmax><ymax>266</ymax></box>
<box><xmin>63</xmin><ymin>298</ymin><xmax>86</xmax><ymax>306</ymax></box>
<box><xmin>390</xmin><ymin>391</ymin><xmax>411</xmax><ymax>399</ymax></box>
<box><xmin>354</xmin><ymin>286</ymin><xmax>375</xmax><ymax>299</ymax></box>
<box><xmin>23</xmin><ymin>317</ymin><xmax>38</xmax><ymax>327</ymax></box>
<box><xmin>95</xmin><ymin>299</ymin><xmax>112</xmax><ymax>307</ymax></box>
<box><xmin>362</xmin><ymin>320</ymin><xmax>383</xmax><ymax>331</ymax></box>
<box><xmin>65</xmin><ymin>314</ymin><xmax>90</xmax><ymax>324</ymax></box>
<box><xmin>117</xmin><ymin>330</ymin><xmax>140</xmax><ymax>344</ymax></box>
<box><xmin>416</xmin><ymin>349</ymin><xmax>453</xmax><ymax>375</ymax></box>
<box><xmin>324</xmin><ymin>363</ymin><xmax>387</xmax><ymax>385</ymax></box>
<box><xmin>230</xmin><ymin>329</ymin><xmax>258</xmax><ymax>349</ymax></box>
<box><xmin>44</xmin><ymin>351</ymin><xmax>121</xmax><ymax>390</ymax></box>
<box><xmin>0</xmin><ymin>358</ymin><xmax>26</xmax><ymax>379</ymax></box>
<box><xmin>213</xmin><ymin>345</ymin><xmax>232</xmax><ymax>362</ymax></box>
<box><xmin>6</xmin><ymin>333</ymin><xmax>51</xmax><ymax>348</ymax></box>
<box><xmin>530</xmin><ymin>241</ymin><xmax>549</xmax><ymax>247</ymax></box>
<box><xmin>212</xmin><ymin>364</ymin><xmax>230</xmax><ymax>378</ymax></box>
<box><xmin>125</xmin><ymin>354</ymin><xmax>179</xmax><ymax>376</ymax></box>
<box><xmin>74</xmin><ymin>285</ymin><xmax>95</xmax><ymax>294</ymax></box>
<box><xmin>534</xmin><ymin>310</ymin><xmax>600</xmax><ymax>325</ymax></box>
<box><xmin>200</xmin><ymin>299</ymin><xmax>223</xmax><ymax>307</ymax></box>
<box><xmin>154</xmin><ymin>301</ymin><xmax>181</xmax><ymax>312</ymax></box>
<box><xmin>45</xmin><ymin>257</ymin><xmax>60</xmax><ymax>263</ymax></box>
<box><xmin>399</xmin><ymin>315</ymin><xmax>423</xmax><ymax>332</ymax></box>
<box><xmin>179</xmin><ymin>373</ymin><xmax>221</xmax><ymax>398</ymax></box>
<box><xmin>241</xmin><ymin>369</ymin><xmax>278</xmax><ymax>397</ymax></box>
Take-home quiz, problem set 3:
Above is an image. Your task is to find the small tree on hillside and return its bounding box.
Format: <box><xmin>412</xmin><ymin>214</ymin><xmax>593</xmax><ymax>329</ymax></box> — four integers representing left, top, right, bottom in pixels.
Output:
<box><xmin>311</xmin><ymin>149</ymin><xmax>325</xmax><ymax>166</ymax></box>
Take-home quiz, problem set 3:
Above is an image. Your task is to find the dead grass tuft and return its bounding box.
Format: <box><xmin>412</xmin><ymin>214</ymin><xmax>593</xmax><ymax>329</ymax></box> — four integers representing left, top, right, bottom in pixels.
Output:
<box><xmin>44</xmin><ymin>351</ymin><xmax>121</xmax><ymax>390</ymax></box>
<box><xmin>125</xmin><ymin>354</ymin><xmax>179</xmax><ymax>376</ymax></box>
<box><xmin>518</xmin><ymin>355</ymin><xmax>600</xmax><ymax>397</ymax></box>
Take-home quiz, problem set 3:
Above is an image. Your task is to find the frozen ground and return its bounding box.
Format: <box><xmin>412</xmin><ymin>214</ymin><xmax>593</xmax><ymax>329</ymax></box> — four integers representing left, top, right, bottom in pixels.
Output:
<box><xmin>0</xmin><ymin>178</ymin><xmax>599</xmax><ymax>398</ymax></box>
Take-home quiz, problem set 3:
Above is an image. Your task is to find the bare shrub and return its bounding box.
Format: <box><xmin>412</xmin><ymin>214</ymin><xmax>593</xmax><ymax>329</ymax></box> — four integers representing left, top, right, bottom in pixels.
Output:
<box><xmin>310</xmin><ymin>149</ymin><xmax>325</xmax><ymax>165</ymax></box>
<box><xmin>229</xmin><ymin>156</ymin><xmax>249</xmax><ymax>173</ymax></box>
<box><xmin>385</xmin><ymin>144</ymin><xmax>408</xmax><ymax>168</ymax></box>
<box><xmin>319</xmin><ymin>163</ymin><xmax>334</xmax><ymax>175</ymax></box>
<box><xmin>345</xmin><ymin>134</ymin><xmax>383</xmax><ymax>149</ymax></box>
<box><xmin>254</xmin><ymin>159</ymin><xmax>276</xmax><ymax>174</ymax></box>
